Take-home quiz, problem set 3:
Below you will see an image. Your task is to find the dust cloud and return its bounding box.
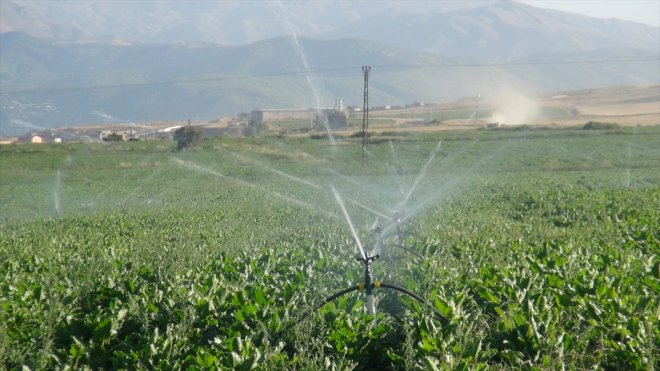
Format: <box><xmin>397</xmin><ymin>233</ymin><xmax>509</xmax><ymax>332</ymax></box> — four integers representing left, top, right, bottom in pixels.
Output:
<box><xmin>487</xmin><ymin>89</ymin><xmax>540</xmax><ymax>126</ymax></box>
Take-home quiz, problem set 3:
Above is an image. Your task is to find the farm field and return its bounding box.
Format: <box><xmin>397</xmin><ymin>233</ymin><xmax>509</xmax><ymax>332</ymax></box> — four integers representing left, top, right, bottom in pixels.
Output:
<box><xmin>1</xmin><ymin>125</ymin><xmax>659</xmax><ymax>369</ymax></box>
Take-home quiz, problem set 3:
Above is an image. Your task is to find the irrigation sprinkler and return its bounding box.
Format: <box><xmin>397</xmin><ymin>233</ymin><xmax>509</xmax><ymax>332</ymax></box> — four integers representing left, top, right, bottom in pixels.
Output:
<box><xmin>358</xmin><ymin>253</ymin><xmax>378</xmax><ymax>315</ymax></box>
<box><xmin>303</xmin><ymin>185</ymin><xmax>431</xmax><ymax>318</ymax></box>
<box><xmin>283</xmin><ymin>137</ymin><xmax>445</xmax><ymax>335</ymax></box>
<box><xmin>304</xmin><ymin>251</ymin><xmax>428</xmax><ymax>318</ymax></box>
<box><xmin>275</xmin><ymin>223</ymin><xmax>451</xmax><ymax>345</ymax></box>
<box><xmin>349</xmin><ymin>197</ymin><xmax>423</xmax><ymax>259</ymax></box>
<box><xmin>358</xmin><ymin>139</ymin><xmax>444</xmax><ymax>259</ymax></box>
<box><xmin>371</xmin><ymin>216</ymin><xmax>423</xmax><ymax>260</ymax></box>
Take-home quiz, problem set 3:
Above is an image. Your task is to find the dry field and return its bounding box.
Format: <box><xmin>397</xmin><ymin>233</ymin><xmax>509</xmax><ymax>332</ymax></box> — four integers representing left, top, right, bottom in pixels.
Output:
<box><xmin>365</xmin><ymin>85</ymin><xmax>660</xmax><ymax>133</ymax></box>
<box><xmin>538</xmin><ymin>85</ymin><xmax>660</xmax><ymax>126</ymax></box>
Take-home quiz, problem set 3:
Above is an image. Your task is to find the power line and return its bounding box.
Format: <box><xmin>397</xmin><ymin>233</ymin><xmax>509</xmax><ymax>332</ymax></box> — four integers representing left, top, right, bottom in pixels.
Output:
<box><xmin>0</xmin><ymin>56</ymin><xmax>657</xmax><ymax>96</ymax></box>
<box><xmin>0</xmin><ymin>66</ymin><xmax>358</xmax><ymax>95</ymax></box>
<box><xmin>375</xmin><ymin>56</ymin><xmax>660</xmax><ymax>71</ymax></box>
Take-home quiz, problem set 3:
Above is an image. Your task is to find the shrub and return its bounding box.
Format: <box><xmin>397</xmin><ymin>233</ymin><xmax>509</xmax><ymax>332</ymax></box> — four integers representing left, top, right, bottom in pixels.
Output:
<box><xmin>173</xmin><ymin>126</ymin><xmax>204</xmax><ymax>150</ymax></box>
<box><xmin>349</xmin><ymin>130</ymin><xmax>372</xmax><ymax>138</ymax></box>
<box><xmin>582</xmin><ymin>121</ymin><xmax>619</xmax><ymax>130</ymax></box>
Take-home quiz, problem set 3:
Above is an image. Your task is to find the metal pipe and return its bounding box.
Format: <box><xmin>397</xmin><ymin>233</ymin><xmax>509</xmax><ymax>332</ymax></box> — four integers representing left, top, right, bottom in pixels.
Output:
<box><xmin>281</xmin><ymin>280</ymin><xmax>447</xmax><ymax>338</ymax></box>
<box><xmin>378</xmin><ymin>283</ymin><xmax>426</xmax><ymax>305</ymax></box>
<box><xmin>366</xmin><ymin>294</ymin><xmax>376</xmax><ymax>315</ymax></box>
<box><xmin>388</xmin><ymin>243</ymin><xmax>424</xmax><ymax>260</ymax></box>
<box><xmin>315</xmin><ymin>285</ymin><xmax>361</xmax><ymax>311</ymax></box>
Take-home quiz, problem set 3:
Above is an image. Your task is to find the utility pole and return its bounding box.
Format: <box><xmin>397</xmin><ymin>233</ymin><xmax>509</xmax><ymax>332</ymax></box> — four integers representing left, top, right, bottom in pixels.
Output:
<box><xmin>362</xmin><ymin>66</ymin><xmax>371</xmax><ymax>166</ymax></box>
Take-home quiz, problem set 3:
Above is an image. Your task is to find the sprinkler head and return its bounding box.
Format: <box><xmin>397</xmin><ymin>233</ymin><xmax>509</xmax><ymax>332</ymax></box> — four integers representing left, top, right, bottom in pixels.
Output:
<box><xmin>355</xmin><ymin>253</ymin><xmax>379</xmax><ymax>264</ymax></box>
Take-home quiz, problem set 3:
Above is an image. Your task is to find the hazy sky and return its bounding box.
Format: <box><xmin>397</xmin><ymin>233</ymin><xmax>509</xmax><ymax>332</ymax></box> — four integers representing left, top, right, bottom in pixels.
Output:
<box><xmin>520</xmin><ymin>0</ymin><xmax>660</xmax><ymax>27</ymax></box>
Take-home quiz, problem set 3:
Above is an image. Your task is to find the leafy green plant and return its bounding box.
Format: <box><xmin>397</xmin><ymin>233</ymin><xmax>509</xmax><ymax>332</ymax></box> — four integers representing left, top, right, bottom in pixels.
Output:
<box><xmin>1</xmin><ymin>126</ymin><xmax>658</xmax><ymax>368</ymax></box>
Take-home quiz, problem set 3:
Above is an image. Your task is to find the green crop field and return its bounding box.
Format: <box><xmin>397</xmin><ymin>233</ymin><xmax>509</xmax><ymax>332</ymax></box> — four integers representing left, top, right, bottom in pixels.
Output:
<box><xmin>1</xmin><ymin>126</ymin><xmax>658</xmax><ymax>369</ymax></box>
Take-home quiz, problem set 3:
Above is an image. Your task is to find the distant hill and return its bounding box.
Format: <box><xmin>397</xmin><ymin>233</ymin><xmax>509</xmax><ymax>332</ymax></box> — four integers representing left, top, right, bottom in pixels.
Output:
<box><xmin>324</xmin><ymin>0</ymin><xmax>660</xmax><ymax>61</ymax></box>
<box><xmin>1</xmin><ymin>31</ymin><xmax>658</xmax><ymax>136</ymax></box>
<box><xmin>2</xmin><ymin>0</ymin><xmax>657</xmax><ymax>62</ymax></box>
<box><xmin>0</xmin><ymin>0</ymin><xmax>479</xmax><ymax>46</ymax></box>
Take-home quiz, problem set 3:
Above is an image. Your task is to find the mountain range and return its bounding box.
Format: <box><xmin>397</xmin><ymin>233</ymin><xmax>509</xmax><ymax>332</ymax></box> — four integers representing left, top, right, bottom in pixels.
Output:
<box><xmin>0</xmin><ymin>1</ymin><xmax>487</xmax><ymax>47</ymax></box>
<box><xmin>2</xmin><ymin>0</ymin><xmax>658</xmax><ymax>60</ymax></box>
<box><xmin>0</xmin><ymin>0</ymin><xmax>658</xmax><ymax>136</ymax></box>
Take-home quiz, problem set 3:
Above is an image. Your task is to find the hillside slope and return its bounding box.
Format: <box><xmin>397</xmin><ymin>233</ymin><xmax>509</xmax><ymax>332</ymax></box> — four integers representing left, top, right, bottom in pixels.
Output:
<box><xmin>325</xmin><ymin>0</ymin><xmax>660</xmax><ymax>61</ymax></box>
<box><xmin>1</xmin><ymin>32</ymin><xmax>658</xmax><ymax>136</ymax></box>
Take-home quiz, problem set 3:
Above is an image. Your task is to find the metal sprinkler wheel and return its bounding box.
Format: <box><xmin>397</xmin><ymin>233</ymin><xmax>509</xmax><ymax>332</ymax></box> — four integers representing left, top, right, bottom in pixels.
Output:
<box><xmin>309</xmin><ymin>252</ymin><xmax>428</xmax><ymax>317</ymax></box>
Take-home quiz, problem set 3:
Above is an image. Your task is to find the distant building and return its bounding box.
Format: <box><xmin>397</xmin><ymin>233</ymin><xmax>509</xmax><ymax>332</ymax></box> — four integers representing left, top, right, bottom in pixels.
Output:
<box><xmin>250</xmin><ymin>109</ymin><xmax>313</xmax><ymax>122</ymax></box>
<box><xmin>15</xmin><ymin>133</ymin><xmax>47</xmax><ymax>144</ymax></box>
<box><xmin>22</xmin><ymin>131</ymin><xmax>61</xmax><ymax>143</ymax></box>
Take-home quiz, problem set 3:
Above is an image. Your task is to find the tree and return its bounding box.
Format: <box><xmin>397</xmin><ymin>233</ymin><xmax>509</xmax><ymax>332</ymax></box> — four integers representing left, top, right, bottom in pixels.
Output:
<box><xmin>173</xmin><ymin>126</ymin><xmax>204</xmax><ymax>150</ymax></box>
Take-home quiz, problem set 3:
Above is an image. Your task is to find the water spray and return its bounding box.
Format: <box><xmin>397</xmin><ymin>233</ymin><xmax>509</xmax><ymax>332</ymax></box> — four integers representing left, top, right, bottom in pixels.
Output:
<box><xmin>277</xmin><ymin>144</ymin><xmax>454</xmax><ymax>340</ymax></box>
<box><xmin>351</xmin><ymin>199</ymin><xmax>393</xmax><ymax>222</ymax></box>
<box><xmin>404</xmin><ymin>140</ymin><xmax>442</xmax><ymax>204</ymax></box>
<box><xmin>331</xmin><ymin>184</ymin><xmax>366</xmax><ymax>260</ymax></box>
<box><xmin>54</xmin><ymin>170</ymin><xmax>62</xmax><ymax>219</ymax></box>
<box><xmin>372</xmin><ymin>209</ymin><xmax>424</xmax><ymax>260</ymax></box>
<box><xmin>173</xmin><ymin>158</ymin><xmax>339</xmax><ymax>219</ymax></box>
<box><xmin>318</xmin><ymin>185</ymin><xmax>428</xmax><ymax>315</ymax></box>
<box><xmin>270</xmin><ymin>0</ymin><xmax>337</xmax><ymax>147</ymax></box>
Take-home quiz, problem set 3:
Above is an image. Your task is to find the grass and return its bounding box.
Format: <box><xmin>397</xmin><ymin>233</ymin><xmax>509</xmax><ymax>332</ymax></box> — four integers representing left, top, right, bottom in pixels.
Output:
<box><xmin>1</xmin><ymin>125</ymin><xmax>658</xmax><ymax>369</ymax></box>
